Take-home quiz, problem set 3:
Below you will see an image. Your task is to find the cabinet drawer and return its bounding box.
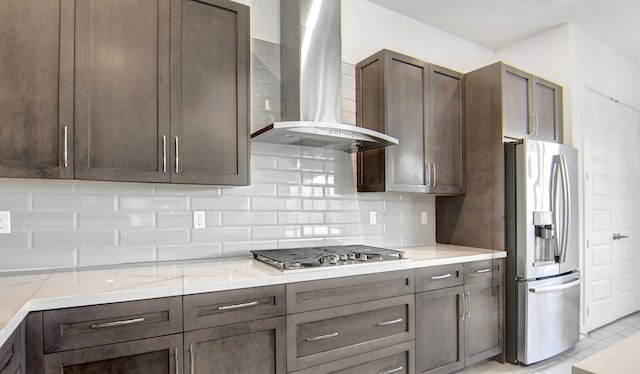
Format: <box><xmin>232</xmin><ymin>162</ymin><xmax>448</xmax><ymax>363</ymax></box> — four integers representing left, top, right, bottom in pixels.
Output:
<box><xmin>287</xmin><ymin>270</ymin><xmax>414</xmax><ymax>314</ymax></box>
<box><xmin>0</xmin><ymin>326</ymin><xmax>21</xmax><ymax>374</ymax></box>
<box><xmin>291</xmin><ymin>341</ymin><xmax>414</xmax><ymax>374</ymax></box>
<box><xmin>415</xmin><ymin>264</ymin><xmax>463</xmax><ymax>292</ymax></box>
<box><xmin>43</xmin><ymin>333</ymin><xmax>183</xmax><ymax>374</ymax></box>
<box><xmin>287</xmin><ymin>294</ymin><xmax>414</xmax><ymax>371</ymax></box>
<box><xmin>184</xmin><ymin>284</ymin><xmax>285</xmax><ymax>331</ymax></box>
<box><xmin>43</xmin><ymin>296</ymin><xmax>182</xmax><ymax>353</ymax></box>
<box><xmin>464</xmin><ymin>259</ymin><xmax>504</xmax><ymax>284</ymax></box>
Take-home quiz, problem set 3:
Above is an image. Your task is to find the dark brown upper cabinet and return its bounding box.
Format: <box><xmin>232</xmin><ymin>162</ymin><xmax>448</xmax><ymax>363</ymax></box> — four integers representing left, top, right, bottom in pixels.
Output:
<box><xmin>356</xmin><ymin>49</ymin><xmax>465</xmax><ymax>195</ymax></box>
<box><xmin>0</xmin><ymin>0</ymin><xmax>74</xmax><ymax>179</ymax></box>
<box><xmin>170</xmin><ymin>0</ymin><xmax>249</xmax><ymax>185</ymax></box>
<box><xmin>1</xmin><ymin>0</ymin><xmax>249</xmax><ymax>186</ymax></box>
<box><xmin>502</xmin><ymin>64</ymin><xmax>563</xmax><ymax>143</ymax></box>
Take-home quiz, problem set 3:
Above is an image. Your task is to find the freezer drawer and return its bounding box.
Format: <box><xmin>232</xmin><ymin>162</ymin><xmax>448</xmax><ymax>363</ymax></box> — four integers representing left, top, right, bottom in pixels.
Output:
<box><xmin>517</xmin><ymin>272</ymin><xmax>581</xmax><ymax>365</ymax></box>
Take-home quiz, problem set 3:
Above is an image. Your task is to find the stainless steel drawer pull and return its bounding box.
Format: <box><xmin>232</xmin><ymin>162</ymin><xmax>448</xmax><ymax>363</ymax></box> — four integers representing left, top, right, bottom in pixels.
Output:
<box><xmin>430</xmin><ymin>273</ymin><xmax>452</xmax><ymax>280</ymax></box>
<box><xmin>162</xmin><ymin>135</ymin><xmax>167</xmax><ymax>173</ymax></box>
<box><xmin>63</xmin><ymin>126</ymin><xmax>68</xmax><ymax>168</ymax></box>
<box><xmin>475</xmin><ymin>268</ymin><xmax>491</xmax><ymax>274</ymax></box>
<box><xmin>377</xmin><ymin>318</ymin><xmax>403</xmax><ymax>326</ymax></box>
<box><xmin>60</xmin><ymin>364</ymin><xmax>64</xmax><ymax>374</ymax></box>
<box><xmin>189</xmin><ymin>344</ymin><xmax>195</xmax><ymax>374</ymax></box>
<box><xmin>379</xmin><ymin>366</ymin><xmax>404</xmax><ymax>374</ymax></box>
<box><xmin>217</xmin><ymin>300</ymin><xmax>258</xmax><ymax>311</ymax></box>
<box><xmin>175</xmin><ymin>136</ymin><xmax>180</xmax><ymax>173</ymax></box>
<box><xmin>306</xmin><ymin>332</ymin><xmax>338</xmax><ymax>342</ymax></box>
<box><xmin>89</xmin><ymin>317</ymin><xmax>145</xmax><ymax>329</ymax></box>
<box><xmin>175</xmin><ymin>347</ymin><xmax>179</xmax><ymax>374</ymax></box>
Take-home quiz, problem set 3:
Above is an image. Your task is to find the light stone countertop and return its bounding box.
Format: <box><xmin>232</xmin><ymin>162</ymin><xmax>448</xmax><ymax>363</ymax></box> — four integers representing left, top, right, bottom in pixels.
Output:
<box><xmin>0</xmin><ymin>244</ymin><xmax>506</xmax><ymax>347</ymax></box>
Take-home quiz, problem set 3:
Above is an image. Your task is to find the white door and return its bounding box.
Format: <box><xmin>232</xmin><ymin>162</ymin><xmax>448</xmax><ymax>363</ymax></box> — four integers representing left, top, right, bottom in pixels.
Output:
<box><xmin>583</xmin><ymin>88</ymin><xmax>640</xmax><ymax>332</ymax></box>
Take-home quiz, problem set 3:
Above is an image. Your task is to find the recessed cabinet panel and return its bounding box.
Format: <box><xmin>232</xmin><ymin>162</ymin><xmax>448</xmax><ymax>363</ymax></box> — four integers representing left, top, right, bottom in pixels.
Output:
<box><xmin>0</xmin><ymin>0</ymin><xmax>73</xmax><ymax>179</ymax></box>
<box><xmin>503</xmin><ymin>68</ymin><xmax>531</xmax><ymax>139</ymax></box>
<box><xmin>171</xmin><ymin>0</ymin><xmax>249</xmax><ymax>185</ymax></box>
<box><xmin>74</xmin><ymin>0</ymin><xmax>171</xmax><ymax>182</ymax></box>
<box><xmin>429</xmin><ymin>66</ymin><xmax>465</xmax><ymax>194</ymax></box>
<box><xmin>533</xmin><ymin>77</ymin><xmax>563</xmax><ymax>142</ymax></box>
<box><xmin>388</xmin><ymin>57</ymin><xmax>427</xmax><ymax>189</ymax></box>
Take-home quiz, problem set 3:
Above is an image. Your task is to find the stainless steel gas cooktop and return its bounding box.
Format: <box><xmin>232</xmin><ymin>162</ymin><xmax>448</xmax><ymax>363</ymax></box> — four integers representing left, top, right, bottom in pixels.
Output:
<box><xmin>251</xmin><ymin>245</ymin><xmax>405</xmax><ymax>270</ymax></box>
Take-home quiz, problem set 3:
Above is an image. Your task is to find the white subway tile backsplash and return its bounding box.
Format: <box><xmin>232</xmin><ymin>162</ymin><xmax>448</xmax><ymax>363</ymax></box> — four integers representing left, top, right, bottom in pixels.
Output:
<box><xmin>277</xmin><ymin>212</ymin><xmax>324</xmax><ymax>224</ymax></box>
<box><xmin>0</xmin><ymin>192</ymin><xmax>30</xmax><ymax>211</ymax></box>
<box><xmin>222</xmin><ymin>212</ymin><xmax>277</xmax><ymax>226</ymax></box>
<box><xmin>32</xmin><ymin>230</ymin><xmax>117</xmax><ymax>249</ymax></box>
<box><xmin>251</xmin><ymin>197</ymin><xmax>301</xmax><ymax>211</ymax></box>
<box><xmin>157</xmin><ymin>244</ymin><xmax>222</xmax><ymax>262</ymax></box>
<box><xmin>32</xmin><ymin>194</ymin><xmax>116</xmax><ymax>211</ymax></box>
<box><xmin>192</xmin><ymin>227</ymin><xmax>251</xmax><ymax>243</ymax></box>
<box><xmin>77</xmin><ymin>247</ymin><xmax>154</xmax><ymax>267</ymax></box>
<box><xmin>1</xmin><ymin>39</ymin><xmax>436</xmax><ymax>271</ymax></box>
<box><xmin>11</xmin><ymin>212</ymin><xmax>76</xmax><ymax>231</ymax></box>
<box><xmin>78</xmin><ymin>212</ymin><xmax>155</xmax><ymax>229</ymax></box>
<box><xmin>0</xmin><ymin>233</ymin><xmax>30</xmax><ymax>251</ymax></box>
<box><xmin>119</xmin><ymin>196</ymin><xmax>189</xmax><ymax>211</ymax></box>
<box><xmin>120</xmin><ymin>229</ymin><xmax>190</xmax><ymax>247</ymax></box>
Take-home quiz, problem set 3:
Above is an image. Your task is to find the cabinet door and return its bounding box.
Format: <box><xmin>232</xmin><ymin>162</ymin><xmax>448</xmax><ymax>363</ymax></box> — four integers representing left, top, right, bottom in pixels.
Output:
<box><xmin>0</xmin><ymin>0</ymin><xmax>73</xmax><ymax>179</ymax></box>
<box><xmin>184</xmin><ymin>317</ymin><xmax>286</xmax><ymax>374</ymax></box>
<box><xmin>43</xmin><ymin>334</ymin><xmax>183</xmax><ymax>374</ymax></box>
<box><xmin>170</xmin><ymin>0</ymin><xmax>249</xmax><ymax>185</ymax></box>
<box><xmin>74</xmin><ymin>0</ymin><xmax>171</xmax><ymax>183</ymax></box>
<box><xmin>428</xmin><ymin>65</ymin><xmax>465</xmax><ymax>194</ymax></box>
<box><xmin>385</xmin><ymin>52</ymin><xmax>429</xmax><ymax>192</ymax></box>
<box><xmin>416</xmin><ymin>286</ymin><xmax>464</xmax><ymax>374</ymax></box>
<box><xmin>532</xmin><ymin>77</ymin><xmax>563</xmax><ymax>143</ymax></box>
<box><xmin>502</xmin><ymin>66</ymin><xmax>533</xmax><ymax>140</ymax></box>
<box><xmin>464</xmin><ymin>279</ymin><xmax>503</xmax><ymax>366</ymax></box>
<box><xmin>0</xmin><ymin>326</ymin><xmax>21</xmax><ymax>374</ymax></box>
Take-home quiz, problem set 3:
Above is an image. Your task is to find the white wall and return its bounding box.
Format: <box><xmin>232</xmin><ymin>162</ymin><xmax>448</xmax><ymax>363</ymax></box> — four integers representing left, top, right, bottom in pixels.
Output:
<box><xmin>341</xmin><ymin>0</ymin><xmax>495</xmax><ymax>72</ymax></box>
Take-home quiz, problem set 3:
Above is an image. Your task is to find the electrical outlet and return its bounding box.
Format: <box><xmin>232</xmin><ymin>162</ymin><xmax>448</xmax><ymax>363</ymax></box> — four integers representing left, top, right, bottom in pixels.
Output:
<box><xmin>0</xmin><ymin>211</ymin><xmax>11</xmax><ymax>234</ymax></box>
<box><xmin>421</xmin><ymin>211</ymin><xmax>428</xmax><ymax>225</ymax></box>
<box><xmin>369</xmin><ymin>211</ymin><xmax>377</xmax><ymax>225</ymax></box>
<box><xmin>193</xmin><ymin>211</ymin><xmax>206</xmax><ymax>230</ymax></box>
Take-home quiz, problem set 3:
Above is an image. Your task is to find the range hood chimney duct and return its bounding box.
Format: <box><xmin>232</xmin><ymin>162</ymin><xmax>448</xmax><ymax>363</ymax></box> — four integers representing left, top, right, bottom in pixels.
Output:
<box><xmin>251</xmin><ymin>0</ymin><xmax>398</xmax><ymax>152</ymax></box>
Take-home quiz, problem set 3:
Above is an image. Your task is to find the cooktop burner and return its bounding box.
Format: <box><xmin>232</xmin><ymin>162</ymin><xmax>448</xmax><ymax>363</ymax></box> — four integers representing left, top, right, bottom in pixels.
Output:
<box><xmin>251</xmin><ymin>245</ymin><xmax>405</xmax><ymax>270</ymax></box>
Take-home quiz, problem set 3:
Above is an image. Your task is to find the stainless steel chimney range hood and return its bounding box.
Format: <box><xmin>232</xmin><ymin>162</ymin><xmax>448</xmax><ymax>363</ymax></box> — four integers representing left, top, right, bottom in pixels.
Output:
<box><xmin>250</xmin><ymin>0</ymin><xmax>398</xmax><ymax>152</ymax></box>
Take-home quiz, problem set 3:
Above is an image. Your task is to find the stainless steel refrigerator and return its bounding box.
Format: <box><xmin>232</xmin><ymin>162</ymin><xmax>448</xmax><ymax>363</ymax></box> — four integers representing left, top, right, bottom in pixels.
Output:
<box><xmin>505</xmin><ymin>139</ymin><xmax>581</xmax><ymax>365</ymax></box>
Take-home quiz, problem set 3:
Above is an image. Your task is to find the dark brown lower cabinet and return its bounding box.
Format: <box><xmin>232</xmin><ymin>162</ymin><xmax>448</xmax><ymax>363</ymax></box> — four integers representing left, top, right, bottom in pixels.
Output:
<box><xmin>464</xmin><ymin>279</ymin><xmax>503</xmax><ymax>366</ymax></box>
<box><xmin>42</xmin><ymin>334</ymin><xmax>183</xmax><ymax>374</ymax></box>
<box><xmin>415</xmin><ymin>286</ymin><xmax>464</xmax><ymax>374</ymax></box>
<box><xmin>0</xmin><ymin>326</ymin><xmax>21</xmax><ymax>374</ymax></box>
<box><xmin>184</xmin><ymin>316</ymin><xmax>286</xmax><ymax>374</ymax></box>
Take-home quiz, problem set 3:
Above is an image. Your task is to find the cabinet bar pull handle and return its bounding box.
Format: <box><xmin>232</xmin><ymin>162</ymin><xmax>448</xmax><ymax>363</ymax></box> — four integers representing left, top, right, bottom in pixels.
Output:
<box><xmin>162</xmin><ymin>135</ymin><xmax>167</xmax><ymax>173</ymax></box>
<box><xmin>460</xmin><ymin>293</ymin><xmax>465</xmax><ymax>321</ymax></box>
<box><xmin>175</xmin><ymin>136</ymin><xmax>180</xmax><ymax>173</ymax></box>
<box><xmin>60</xmin><ymin>364</ymin><xmax>64</xmax><ymax>374</ymax></box>
<box><xmin>432</xmin><ymin>162</ymin><xmax>436</xmax><ymax>187</ymax></box>
<box><xmin>425</xmin><ymin>161</ymin><xmax>431</xmax><ymax>186</ymax></box>
<box><xmin>89</xmin><ymin>317</ymin><xmax>145</xmax><ymax>329</ymax></box>
<box><xmin>217</xmin><ymin>300</ymin><xmax>258</xmax><ymax>311</ymax></box>
<box><xmin>475</xmin><ymin>268</ymin><xmax>491</xmax><ymax>274</ymax></box>
<box><xmin>377</xmin><ymin>318</ymin><xmax>403</xmax><ymax>326</ymax></box>
<box><xmin>379</xmin><ymin>366</ymin><xmax>404</xmax><ymax>374</ymax></box>
<box><xmin>466</xmin><ymin>291</ymin><xmax>471</xmax><ymax>319</ymax></box>
<box><xmin>528</xmin><ymin>113</ymin><xmax>535</xmax><ymax>134</ymax></box>
<box><xmin>306</xmin><ymin>332</ymin><xmax>338</xmax><ymax>342</ymax></box>
<box><xmin>189</xmin><ymin>344</ymin><xmax>195</xmax><ymax>374</ymax></box>
<box><xmin>175</xmin><ymin>347</ymin><xmax>179</xmax><ymax>374</ymax></box>
<box><xmin>430</xmin><ymin>273</ymin><xmax>452</xmax><ymax>280</ymax></box>
<box><xmin>63</xmin><ymin>126</ymin><xmax>68</xmax><ymax>168</ymax></box>
<box><xmin>0</xmin><ymin>352</ymin><xmax>13</xmax><ymax>372</ymax></box>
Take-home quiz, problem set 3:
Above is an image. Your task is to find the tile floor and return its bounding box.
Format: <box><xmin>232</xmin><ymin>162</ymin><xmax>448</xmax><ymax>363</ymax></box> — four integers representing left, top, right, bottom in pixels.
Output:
<box><xmin>459</xmin><ymin>311</ymin><xmax>640</xmax><ymax>373</ymax></box>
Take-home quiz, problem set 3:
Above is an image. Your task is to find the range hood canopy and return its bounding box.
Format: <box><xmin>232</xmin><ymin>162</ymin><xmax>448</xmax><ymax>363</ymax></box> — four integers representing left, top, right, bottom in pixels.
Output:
<box><xmin>250</xmin><ymin>0</ymin><xmax>398</xmax><ymax>152</ymax></box>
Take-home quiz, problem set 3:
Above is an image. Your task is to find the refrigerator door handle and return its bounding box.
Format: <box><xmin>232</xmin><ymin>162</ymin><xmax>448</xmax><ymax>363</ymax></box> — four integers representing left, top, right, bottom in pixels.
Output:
<box><xmin>560</xmin><ymin>154</ymin><xmax>571</xmax><ymax>263</ymax></box>
<box><xmin>551</xmin><ymin>156</ymin><xmax>561</xmax><ymax>257</ymax></box>
<box><xmin>529</xmin><ymin>278</ymin><xmax>582</xmax><ymax>293</ymax></box>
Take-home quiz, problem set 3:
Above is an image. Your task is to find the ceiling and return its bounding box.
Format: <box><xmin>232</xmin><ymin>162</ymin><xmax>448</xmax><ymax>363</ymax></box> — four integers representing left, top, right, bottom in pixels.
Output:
<box><xmin>367</xmin><ymin>0</ymin><xmax>640</xmax><ymax>65</ymax></box>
